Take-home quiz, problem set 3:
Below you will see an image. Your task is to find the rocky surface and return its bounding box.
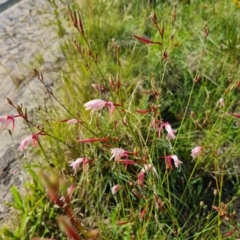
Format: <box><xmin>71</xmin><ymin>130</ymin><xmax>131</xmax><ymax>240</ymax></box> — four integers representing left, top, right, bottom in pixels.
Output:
<box><xmin>0</xmin><ymin>0</ymin><xmax>64</xmax><ymax>224</ymax></box>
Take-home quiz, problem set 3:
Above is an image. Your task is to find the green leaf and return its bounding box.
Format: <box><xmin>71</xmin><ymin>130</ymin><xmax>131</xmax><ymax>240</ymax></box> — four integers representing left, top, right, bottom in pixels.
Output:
<box><xmin>1</xmin><ymin>228</ymin><xmax>19</xmax><ymax>240</ymax></box>
<box><xmin>10</xmin><ymin>186</ymin><xmax>24</xmax><ymax>212</ymax></box>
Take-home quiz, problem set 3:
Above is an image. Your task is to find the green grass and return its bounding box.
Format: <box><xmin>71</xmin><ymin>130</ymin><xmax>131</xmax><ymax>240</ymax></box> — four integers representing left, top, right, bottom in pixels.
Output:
<box><xmin>1</xmin><ymin>0</ymin><xmax>240</xmax><ymax>239</ymax></box>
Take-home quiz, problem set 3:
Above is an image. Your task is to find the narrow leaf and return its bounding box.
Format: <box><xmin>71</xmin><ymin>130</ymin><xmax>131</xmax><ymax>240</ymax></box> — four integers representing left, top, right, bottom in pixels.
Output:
<box><xmin>10</xmin><ymin>186</ymin><xmax>24</xmax><ymax>212</ymax></box>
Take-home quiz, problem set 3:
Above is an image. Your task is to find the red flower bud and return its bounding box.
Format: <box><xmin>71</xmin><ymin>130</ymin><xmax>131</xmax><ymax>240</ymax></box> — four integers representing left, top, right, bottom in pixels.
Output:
<box><xmin>133</xmin><ymin>35</ymin><xmax>162</xmax><ymax>45</ymax></box>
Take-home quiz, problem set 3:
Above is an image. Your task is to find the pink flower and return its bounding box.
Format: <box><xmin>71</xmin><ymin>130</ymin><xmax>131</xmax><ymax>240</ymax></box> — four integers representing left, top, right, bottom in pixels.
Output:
<box><xmin>18</xmin><ymin>131</ymin><xmax>44</xmax><ymax>151</ymax></box>
<box><xmin>69</xmin><ymin>158</ymin><xmax>83</xmax><ymax>174</ymax></box>
<box><xmin>61</xmin><ymin>118</ymin><xmax>82</xmax><ymax>124</ymax></box>
<box><xmin>171</xmin><ymin>155</ymin><xmax>182</xmax><ymax>168</ymax></box>
<box><xmin>111</xmin><ymin>184</ymin><xmax>120</xmax><ymax>194</ymax></box>
<box><xmin>164</xmin><ymin>122</ymin><xmax>176</xmax><ymax>140</ymax></box>
<box><xmin>110</xmin><ymin>148</ymin><xmax>128</xmax><ymax>160</ymax></box>
<box><xmin>191</xmin><ymin>146</ymin><xmax>202</xmax><ymax>159</ymax></box>
<box><xmin>165</xmin><ymin>155</ymin><xmax>182</xmax><ymax>169</ymax></box>
<box><xmin>137</xmin><ymin>164</ymin><xmax>158</xmax><ymax>186</ymax></box>
<box><xmin>152</xmin><ymin>119</ymin><xmax>164</xmax><ymax>137</ymax></box>
<box><xmin>141</xmin><ymin>163</ymin><xmax>155</xmax><ymax>173</ymax></box>
<box><xmin>0</xmin><ymin>115</ymin><xmax>20</xmax><ymax>132</ymax></box>
<box><xmin>66</xmin><ymin>119</ymin><xmax>79</xmax><ymax>124</ymax></box>
<box><xmin>19</xmin><ymin>136</ymin><xmax>32</xmax><ymax>151</ymax></box>
<box><xmin>69</xmin><ymin>157</ymin><xmax>91</xmax><ymax>174</ymax></box>
<box><xmin>152</xmin><ymin>120</ymin><xmax>176</xmax><ymax>140</ymax></box>
<box><xmin>141</xmin><ymin>164</ymin><xmax>159</xmax><ymax>177</ymax></box>
<box><xmin>84</xmin><ymin>99</ymin><xmax>115</xmax><ymax>116</ymax></box>
<box><xmin>137</xmin><ymin>171</ymin><xmax>145</xmax><ymax>186</ymax></box>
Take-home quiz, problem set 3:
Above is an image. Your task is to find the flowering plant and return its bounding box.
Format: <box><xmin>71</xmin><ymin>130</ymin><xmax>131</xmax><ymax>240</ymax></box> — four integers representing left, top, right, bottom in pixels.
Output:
<box><xmin>2</xmin><ymin>1</ymin><xmax>240</xmax><ymax>239</ymax></box>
